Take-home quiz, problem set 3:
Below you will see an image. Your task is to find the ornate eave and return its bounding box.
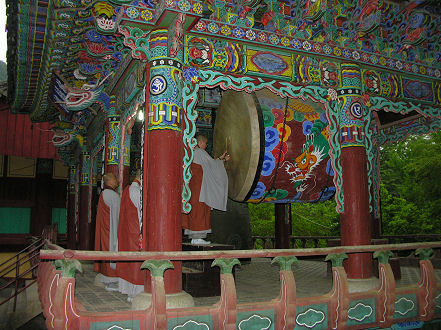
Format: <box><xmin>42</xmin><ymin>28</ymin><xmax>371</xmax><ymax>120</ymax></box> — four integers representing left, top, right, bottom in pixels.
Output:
<box><xmin>6</xmin><ymin>0</ymin><xmax>441</xmax><ymax>126</ymax></box>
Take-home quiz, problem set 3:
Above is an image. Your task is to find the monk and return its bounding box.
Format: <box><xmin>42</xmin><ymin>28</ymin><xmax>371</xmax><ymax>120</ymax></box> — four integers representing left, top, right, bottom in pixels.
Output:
<box><xmin>183</xmin><ymin>134</ymin><xmax>229</xmax><ymax>245</ymax></box>
<box><xmin>117</xmin><ymin>170</ymin><xmax>144</xmax><ymax>302</ymax></box>
<box><xmin>94</xmin><ymin>173</ymin><xmax>120</xmax><ymax>290</ymax></box>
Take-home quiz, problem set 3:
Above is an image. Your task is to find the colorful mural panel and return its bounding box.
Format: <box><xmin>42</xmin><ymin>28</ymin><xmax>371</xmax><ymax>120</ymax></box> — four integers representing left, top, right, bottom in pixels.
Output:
<box><xmin>246</xmin><ymin>48</ymin><xmax>293</xmax><ymax>80</ymax></box>
<box><xmin>184</xmin><ymin>36</ymin><xmax>245</xmax><ymax>73</ymax></box>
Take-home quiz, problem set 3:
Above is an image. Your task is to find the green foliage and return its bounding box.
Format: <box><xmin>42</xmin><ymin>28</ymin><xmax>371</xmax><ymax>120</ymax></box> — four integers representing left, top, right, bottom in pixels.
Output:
<box><xmin>380</xmin><ymin>131</ymin><xmax>441</xmax><ymax>235</ymax></box>
<box><xmin>0</xmin><ymin>61</ymin><xmax>6</xmax><ymax>81</ymax></box>
<box><xmin>248</xmin><ymin>199</ymin><xmax>340</xmax><ymax>240</ymax></box>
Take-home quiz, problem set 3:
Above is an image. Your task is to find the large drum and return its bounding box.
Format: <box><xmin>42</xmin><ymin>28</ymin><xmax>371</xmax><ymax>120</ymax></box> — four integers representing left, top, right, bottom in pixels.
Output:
<box><xmin>213</xmin><ymin>89</ymin><xmax>335</xmax><ymax>203</ymax></box>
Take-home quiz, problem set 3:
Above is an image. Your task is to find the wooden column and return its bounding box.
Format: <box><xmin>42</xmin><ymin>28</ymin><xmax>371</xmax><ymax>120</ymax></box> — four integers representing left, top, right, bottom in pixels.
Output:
<box><xmin>30</xmin><ymin>172</ymin><xmax>52</xmax><ymax>236</ymax></box>
<box><xmin>79</xmin><ymin>152</ymin><xmax>92</xmax><ymax>250</ymax></box>
<box><xmin>338</xmin><ymin>63</ymin><xmax>372</xmax><ymax>279</ymax></box>
<box><xmin>144</xmin><ymin>28</ymin><xmax>184</xmax><ymax>294</ymax></box>
<box><xmin>275</xmin><ymin>203</ymin><xmax>292</xmax><ymax>249</ymax></box>
<box><xmin>105</xmin><ymin>116</ymin><xmax>120</xmax><ymax>178</ymax></box>
<box><xmin>67</xmin><ymin>164</ymin><xmax>78</xmax><ymax>249</ymax></box>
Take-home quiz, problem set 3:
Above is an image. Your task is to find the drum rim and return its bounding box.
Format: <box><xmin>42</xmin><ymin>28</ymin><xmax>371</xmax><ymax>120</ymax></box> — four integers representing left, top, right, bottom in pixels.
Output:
<box><xmin>242</xmin><ymin>92</ymin><xmax>265</xmax><ymax>202</ymax></box>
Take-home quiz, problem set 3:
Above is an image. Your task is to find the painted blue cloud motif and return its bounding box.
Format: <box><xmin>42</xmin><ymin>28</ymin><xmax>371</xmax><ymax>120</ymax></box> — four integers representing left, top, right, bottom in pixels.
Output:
<box><xmin>326</xmin><ymin>159</ymin><xmax>334</xmax><ymax>176</ymax></box>
<box><xmin>238</xmin><ymin>314</ymin><xmax>272</xmax><ymax>330</ymax></box>
<box><xmin>250</xmin><ymin>182</ymin><xmax>266</xmax><ymax>199</ymax></box>
<box><xmin>302</xmin><ymin>121</ymin><xmax>313</xmax><ymax>135</ymax></box>
<box><xmin>261</xmin><ymin>152</ymin><xmax>276</xmax><ymax>176</ymax></box>
<box><xmin>296</xmin><ymin>308</ymin><xmax>325</xmax><ymax>328</ymax></box>
<box><xmin>265</xmin><ymin>127</ymin><xmax>279</xmax><ymax>151</ymax></box>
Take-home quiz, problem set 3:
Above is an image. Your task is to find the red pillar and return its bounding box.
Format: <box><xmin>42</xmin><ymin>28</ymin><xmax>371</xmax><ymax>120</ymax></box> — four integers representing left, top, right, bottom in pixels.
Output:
<box><xmin>275</xmin><ymin>203</ymin><xmax>292</xmax><ymax>249</ymax></box>
<box><xmin>144</xmin><ymin>29</ymin><xmax>183</xmax><ymax>294</ymax></box>
<box><xmin>338</xmin><ymin>63</ymin><xmax>372</xmax><ymax>279</ymax></box>
<box><xmin>340</xmin><ymin>147</ymin><xmax>372</xmax><ymax>278</ymax></box>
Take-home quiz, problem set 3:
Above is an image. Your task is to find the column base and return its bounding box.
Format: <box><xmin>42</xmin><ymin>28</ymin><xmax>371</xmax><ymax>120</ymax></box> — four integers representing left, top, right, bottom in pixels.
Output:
<box><xmin>131</xmin><ymin>291</ymin><xmax>195</xmax><ymax>310</ymax></box>
<box><xmin>347</xmin><ymin>277</ymin><xmax>379</xmax><ymax>293</ymax></box>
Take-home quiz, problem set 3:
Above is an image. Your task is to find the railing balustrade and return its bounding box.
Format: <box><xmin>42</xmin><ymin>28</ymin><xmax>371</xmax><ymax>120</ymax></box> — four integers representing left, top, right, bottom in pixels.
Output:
<box><xmin>38</xmin><ymin>240</ymin><xmax>441</xmax><ymax>329</ymax></box>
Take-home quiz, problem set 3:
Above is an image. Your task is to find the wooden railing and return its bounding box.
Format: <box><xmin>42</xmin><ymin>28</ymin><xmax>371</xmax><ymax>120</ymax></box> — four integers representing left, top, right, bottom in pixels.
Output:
<box><xmin>38</xmin><ymin>241</ymin><xmax>441</xmax><ymax>329</ymax></box>
<box><xmin>252</xmin><ymin>235</ymin><xmax>441</xmax><ymax>250</ymax></box>
<box><xmin>0</xmin><ymin>224</ymin><xmax>58</xmax><ymax>312</ymax></box>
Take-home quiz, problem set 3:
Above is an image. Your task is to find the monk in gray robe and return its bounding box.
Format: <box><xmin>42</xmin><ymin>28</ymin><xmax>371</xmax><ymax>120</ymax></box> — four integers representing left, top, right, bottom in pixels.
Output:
<box><xmin>183</xmin><ymin>134</ymin><xmax>229</xmax><ymax>245</ymax></box>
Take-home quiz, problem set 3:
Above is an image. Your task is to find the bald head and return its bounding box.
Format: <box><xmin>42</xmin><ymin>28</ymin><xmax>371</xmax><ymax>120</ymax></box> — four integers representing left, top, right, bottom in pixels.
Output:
<box><xmin>135</xmin><ymin>169</ymin><xmax>141</xmax><ymax>181</ymax></box>
<box><xmin>103</xmin><ymin>173</ymin><xmax>118</xmax><ymax>190</ymax></box>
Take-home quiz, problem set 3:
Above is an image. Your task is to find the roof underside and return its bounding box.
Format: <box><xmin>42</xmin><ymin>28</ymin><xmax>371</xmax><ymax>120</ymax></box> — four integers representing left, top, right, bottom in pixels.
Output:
<box><xmin>6</xmin><ymin>0</ymin><xmax>441</xmax><ymax>123</ymax></box>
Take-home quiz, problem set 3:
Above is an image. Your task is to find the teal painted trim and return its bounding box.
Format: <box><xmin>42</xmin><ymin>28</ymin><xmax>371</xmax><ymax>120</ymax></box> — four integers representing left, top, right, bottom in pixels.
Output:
<box><xmin>51</xmin><ymin>208</ymin><xmax>67</xmax><ymax>234</ymax></box>
<box><xmin>369</xmin><ymin>96</ymin><xmax>441</xmax><ymax>119</ymax></box>
<box><xmin>182</xmin><ymin>80</ymin><xmax>199</xmax><ymax>213</ymax></box>
<box><xmin>0</xmin><ymin>207</ymin><xmax>31</xmax><ymax>234</ymax></box>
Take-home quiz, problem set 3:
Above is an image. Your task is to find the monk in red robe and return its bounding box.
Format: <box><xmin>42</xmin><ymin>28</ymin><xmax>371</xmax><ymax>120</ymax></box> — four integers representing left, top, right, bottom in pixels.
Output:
<box><xmin>183</xmin><ymin>134</ymin><xmax>229</xmax><ymax>245</ymax></box>
<box><xmin>117</xmin><ymin>170</ymin><xmax>144</xmax><ymax>302</ymax></box>
<box><xmin>94</xmin><ymin>173</ymin><xmax>120</xmax><ymax>290</ymax></box>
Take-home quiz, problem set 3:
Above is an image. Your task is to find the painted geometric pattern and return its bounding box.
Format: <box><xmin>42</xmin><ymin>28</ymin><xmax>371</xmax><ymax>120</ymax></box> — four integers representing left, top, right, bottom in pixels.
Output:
<box><xmin>295</xmin><ymin>303</ymin><xmax>328</xmax><ymax>329</ymax></box>
<box><xmin>236</xmin><ymin>310</ymin><xmax>274</xmax><ymax>330</ymax></box>
<box><xmin>394</xmin><ymin>294</ymin><xmax>418</xmax><ymax>319</ymax></box>
<box><xmin>89</xmin><ymin>320</ymin><xmax>141</xmax><ymax>330</ymax></box>
<box><xmin>347</xmin><ymin>298</ymin><xmax>376</xmax><ymax>326</ymax></box>
<box><xmin>185</xmin><ymin>35</ymin><xmax>439</xmax><ymax>105</ymax></box>
<box><xmin>191</xmin><ymin>19</ymin><xmax>441</xmax><ymax>80</ymax></box>
<box><xmin>168</xmin><ymin>315</ymin><xmax>212</xmax><ymax>329</ymax></box>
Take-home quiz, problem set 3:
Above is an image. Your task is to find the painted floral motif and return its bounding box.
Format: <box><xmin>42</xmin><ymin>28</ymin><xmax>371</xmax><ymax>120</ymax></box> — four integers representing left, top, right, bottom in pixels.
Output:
<box><xmin>258</xmin><ymin>32</ymin><xmax>267</xmax><ymax>42</ymax></box>
<box><xmin>207</xmin><ymin>22</ymin><xmax>219</xmax><ymax>33</ymax></box>
<box><xmin>246</xmin><ymin>30</ymin><xmax>256</xmax><ymax>40</ymax></box>
<box><xmin>291</xmin><ymin>38</ymin><xmax>301</xmax><ymax>49</ymax></box>
<box><xmin>178</xmin><ymin>0</ymin><xmax>191</xmax><ymax>12</ymax></box>
<box><xmin>269</xmin><ymin>34</ymin><xmax>280</xmax><ymax>45</ymax></box>
<box><xmin>232</xmin><ymin>27</ymin><xmax>245</xmax><ymax>38</ymax></box>
<box><xmin>125</xmin><ymin>7</ymin><xmax>139</xmax><ymax>19</ymax></box>
<box><xmin>195</xmin><ymin>21</ymin><xmax>206</xmax><ymax>31</ymax></box>
<box><xmin>221</xmin><ymin>25</ymin><xmax>231</xmax><ymax>36</ymax></box>
<box><xmin>302</xmin><ymin>40</ymin><xmax>312</xmax><ymax>51</ymax></box>
<box><xmin>141</xmin><ymin>10</ymin><xmax>152</xmax><ymax>21</ymax></box>
<box><xmin>281</xmin><ymin>37</ymin><xmax>290</xmax><ymax>47</ymax></box>
<box><xmin>193</xmin><ymin>2</ymin><xmax>203</xmax><ymax>14</ymax></box>
<box><xmin>323</xmin><ymin>44</ymin><xmax>332</xmax><ymax>55</ymax></box>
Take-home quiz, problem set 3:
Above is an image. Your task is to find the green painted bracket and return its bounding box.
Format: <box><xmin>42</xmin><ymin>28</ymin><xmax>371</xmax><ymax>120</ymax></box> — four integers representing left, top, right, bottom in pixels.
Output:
<box><xmin>325</xmin><ymin>253</ymin><xmax>348</xmax><ymax>267</ymax></box>
<box><xmin>271</xmin><ymin>256</ymin><xmax>298</xmax><ymax>271</ymax></box>
<box><xmin>373</xmin><ymin>250</ymin><xmax>394</xmax><ymax>264</ymax></box>
<box><xmin>54</xmin><ymin>259</ymin><xmax>83</xmax><ymax>278</ymax></box>
<box><xmin>141</xmin><ymin>260</ymin><xmax>174</xmax><ymax>277</ymax></box>
<box><xmin>211</xmin><ymin>258</ymin><xmax>241</xmax><ymax>274</ymax></box>
<box><xmin>415</xmin><ymin>248</ymin><xmax>434</xmax><ymax>260</ymax></box>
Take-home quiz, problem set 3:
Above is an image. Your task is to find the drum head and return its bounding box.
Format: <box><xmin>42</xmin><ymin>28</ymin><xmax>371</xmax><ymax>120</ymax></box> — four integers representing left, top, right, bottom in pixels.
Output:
<box><xmin>213</xmin><ymin>90</ymin><xmax>264</xmax><ymax>202</ymax></box>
